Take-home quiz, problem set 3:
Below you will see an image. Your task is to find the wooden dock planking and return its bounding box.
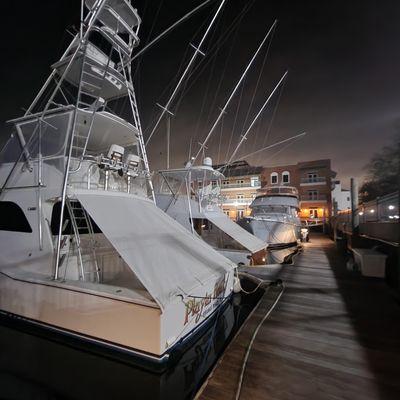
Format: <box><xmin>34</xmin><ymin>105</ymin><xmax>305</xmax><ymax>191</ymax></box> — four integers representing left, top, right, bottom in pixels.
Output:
<box><xmin>196</xmin><ymin>234</ymin><xmax>400</xmax><ymax>400</ymax></box>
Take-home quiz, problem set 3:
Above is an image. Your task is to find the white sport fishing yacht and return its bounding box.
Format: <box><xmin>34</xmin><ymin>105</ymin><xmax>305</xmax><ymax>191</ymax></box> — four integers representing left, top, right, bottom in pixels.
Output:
<box><xmin>0</xmin><ymin>0</ymin><xmax>234</xmax><ymax>366</ymax></box>
<box><xmin>155</xmin><ymin>158</ymin><xmax>268</xmax><ymax>266</ymax></box>
<box><xmin>238</xmin><ymin>185</ymin><xmax>301</xmax><ymax>249</ymax></box>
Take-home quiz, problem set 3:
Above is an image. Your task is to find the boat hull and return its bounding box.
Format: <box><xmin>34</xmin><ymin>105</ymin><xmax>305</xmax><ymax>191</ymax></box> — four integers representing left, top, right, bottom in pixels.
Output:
<box><xmin>238</xmin><ymin>217</ymin><xmax>300</xmax><ymax>248</ymax></box>
<box><xmin>0</xmin><ymin>269</ymin><xmax>233</xmax><ymax>367</ymax></box>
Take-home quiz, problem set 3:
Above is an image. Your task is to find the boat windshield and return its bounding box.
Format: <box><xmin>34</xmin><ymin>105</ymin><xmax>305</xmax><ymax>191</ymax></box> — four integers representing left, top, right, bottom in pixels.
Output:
<box><xmin>253</xmin><ymin>205</ymin><xmax>288</xmax><ymax>214</ymax></box>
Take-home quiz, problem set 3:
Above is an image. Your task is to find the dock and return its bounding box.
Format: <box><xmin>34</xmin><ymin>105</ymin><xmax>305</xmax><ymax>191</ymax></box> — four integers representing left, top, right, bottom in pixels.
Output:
<box><xmin>196</xmin><ymin>233</ymin><xmax>400</xmax><ymax>400</ymax></box>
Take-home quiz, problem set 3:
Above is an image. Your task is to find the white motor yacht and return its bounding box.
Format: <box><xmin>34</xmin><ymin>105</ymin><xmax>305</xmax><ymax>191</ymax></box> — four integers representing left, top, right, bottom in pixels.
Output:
<box><xmin>238</xmin><ymin>185</ymin><xmax>301</xmax><ymax>249</ymax></box>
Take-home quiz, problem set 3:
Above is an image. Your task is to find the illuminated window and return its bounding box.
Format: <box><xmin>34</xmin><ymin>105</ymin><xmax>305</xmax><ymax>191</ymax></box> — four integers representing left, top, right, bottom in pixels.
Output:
<box><xmin>282</xmin><ymin>171</ymin><xmax>290</xmax><ymax>184</ymax></box>
<box><xmin>270</xmin><ymin>172</ymin><xmax>278</xmax><ymax>184</ymax></box>
<box><xmin>250</xmin><ymin>176</ymin><xmax>260</xmax><ymax>187</ymax></box>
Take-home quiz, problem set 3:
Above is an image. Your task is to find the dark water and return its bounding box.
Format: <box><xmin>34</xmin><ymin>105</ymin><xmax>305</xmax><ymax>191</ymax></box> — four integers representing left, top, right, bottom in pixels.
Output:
<box><xmin>0</xmin><ymin>289</ymin><xmax>263</xmax><ymax>400</ymax></box>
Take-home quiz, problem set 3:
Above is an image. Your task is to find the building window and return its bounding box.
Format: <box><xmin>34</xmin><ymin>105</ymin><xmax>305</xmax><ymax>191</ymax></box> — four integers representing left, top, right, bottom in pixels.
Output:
<box><xmin>224</xmin><ymin>210</ymin><xmax>230</xmax><ymax>217</ymax></box>
<box><xmin>308</xmin><ymin>190</ymin><xmax>318</xmax><ymax>200</ymax></box>
<box><xmin>236</xmin><ymin>179</ymin><xmax>244</xmax><ymax>185</ymax></box>
<box><xmin>212</xmin><ymin>180</ymin><xmax>217</xmax><ymax>187</ymax></box>
<box><xmin>237</xmin><ymin>209</ymin><xmax>244</xmax><ymax>219</ymax></box>
<box><xmin>0</xmin><ymin>201</ymin><xmax>32</xmax><ymax>232</ymax></box>
<box><xmin>237</xmin><ymin>194</ymin><xmax>244</xmax><ymax>200</ymax></box>
<box><xmin>222</xmin><ymin>180</ymin><xmax>228</xmax><ymax>185</ymax></box>
<box><xmin>282</xmin><ymin>171</ymin><xmax>290</xmax><ymax>184</ymax></box>
<box><xmin>309</xmin><ymin>208</ymin><xmax>318</xmax><ymax>218</ymax></box>
<box><xmin>270</xmin><ymin>172</ymin><xmax>278</xmax><ymax>184</ymax></box>
<box><xmin>250</xmin><ymin>176</ymin><xmax>260</xmax><ymax>187</ymax></box>
<box><xmin>197</xmin><ymin>180</ymin><xmax>203</xmax><ymax>188</ymax></box>
<box><xmin>307</xmin><ymin>172</ymin><xmax>318</xmax><ymax>182</ymax></box>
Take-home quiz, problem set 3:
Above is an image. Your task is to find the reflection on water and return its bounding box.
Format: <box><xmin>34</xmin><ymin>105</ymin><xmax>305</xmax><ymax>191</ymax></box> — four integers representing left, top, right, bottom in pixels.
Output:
<box><xmin>0</xmin><ymin>290</ymin><xmax>263</xmax><ymax>400</ymax></box>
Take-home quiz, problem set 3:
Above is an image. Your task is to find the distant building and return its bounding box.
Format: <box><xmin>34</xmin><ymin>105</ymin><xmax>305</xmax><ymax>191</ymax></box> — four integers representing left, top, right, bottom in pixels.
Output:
<box><xmin>217</xmin><ymin>159</ymin><xmax>336</xmax><ymax>225</ymax></box>
<box><xmin>214</xmin><ymin>161</ymin><xmax>263</xmax><ymax>220</ymax></box>
<box><xmin>331</xmin><ymin>180</ymin><xmax>351</xmax><ymax>212</ymax></box>
<box><xmin>261</xmin><ymin>159</ymin><xmax>336</xmax><ymax>225</ymax></box>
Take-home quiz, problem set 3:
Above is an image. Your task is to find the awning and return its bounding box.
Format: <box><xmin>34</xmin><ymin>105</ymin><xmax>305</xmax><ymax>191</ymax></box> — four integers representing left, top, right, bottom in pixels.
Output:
<box><xmin>76</xmin><ymin>190</ymin><xmax>234</xmax><ymax>309</ymax></box>
<box><xmin>204</xmin><ymin>210</ymin><xmax>267</xmax><ymax>253</ymax></box>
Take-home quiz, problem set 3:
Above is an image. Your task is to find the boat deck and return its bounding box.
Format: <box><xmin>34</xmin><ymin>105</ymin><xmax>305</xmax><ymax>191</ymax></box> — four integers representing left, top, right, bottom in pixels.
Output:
<box><xmin>196</xmin><ymin>233</ymin><xmax>400</xmax><ymax>400</ymax></box>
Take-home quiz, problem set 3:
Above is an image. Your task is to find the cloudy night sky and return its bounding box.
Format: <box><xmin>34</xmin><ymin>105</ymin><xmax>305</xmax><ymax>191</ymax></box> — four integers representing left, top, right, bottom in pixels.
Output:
<box><xmin>1</xmin><ymin>0</ymin><xmax>399</xmax><ymax>186</ymax></box>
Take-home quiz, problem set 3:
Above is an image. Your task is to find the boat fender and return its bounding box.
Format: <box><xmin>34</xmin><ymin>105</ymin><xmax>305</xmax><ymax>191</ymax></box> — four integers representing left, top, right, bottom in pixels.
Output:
<box><xmin>233</xmin><ymin>276</ymin><xmax>241</xmax><ymax>294</ymax></box>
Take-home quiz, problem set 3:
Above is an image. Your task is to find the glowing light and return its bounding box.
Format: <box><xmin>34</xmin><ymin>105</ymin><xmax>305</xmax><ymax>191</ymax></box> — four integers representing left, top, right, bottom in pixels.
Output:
<box><xmin>358</xmin><ymin>212</ymin><xmax>364</xmax><ymax>216</ymax></box>
<box><xmin>370</xmin><ymin>209</ymin><xmax>375</xmax><ymax>213</ymax></box>
<box><xmin>388</xmin><ymin>205</ymin><xmax>395</xmax><ymax>210</ymax></box>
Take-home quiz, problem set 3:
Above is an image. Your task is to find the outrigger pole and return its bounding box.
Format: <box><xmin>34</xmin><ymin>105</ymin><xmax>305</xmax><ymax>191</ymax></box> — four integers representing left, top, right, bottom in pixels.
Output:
<box><xmin>225</xmin><ymin>70</ymin><xmax>288</xmax><ymax>167</ymax></box>
<box><xmin>193</xmin><ymin>19</ymin><xmax>278</xmax><ymax>164</ymax></box>
<box><xmin>130</xmin><ymin>0</ymin><xmax>215</xmax><ymax>62</ymax></box>
<box><xmin>145</xmin><ymin>0</ymin><xmax>228</xmax><ymax>147</ymax></box>
<box><xmin>227</xmin><ymin>131</ymin><xmax>307</xmax><ymax>163</ymax></box>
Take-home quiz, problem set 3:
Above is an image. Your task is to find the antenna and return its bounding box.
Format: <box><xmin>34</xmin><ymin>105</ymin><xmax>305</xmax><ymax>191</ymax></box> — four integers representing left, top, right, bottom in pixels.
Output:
<box><xmin>145</xmin><ymin>0</ymin><xmax>228</xmax><ymax>147</ymax></box>
<box><xmin>193</xmin><ymin>19</ymin><xmax>278</xmax><ymax>163</ymax></box>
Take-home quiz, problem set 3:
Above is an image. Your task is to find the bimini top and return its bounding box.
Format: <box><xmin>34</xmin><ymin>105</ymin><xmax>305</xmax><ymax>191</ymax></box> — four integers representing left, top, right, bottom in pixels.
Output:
<box><xmin>158</xmin><ymin>164</ymin><xmax>225</xmax><ymax>182</ymax></box>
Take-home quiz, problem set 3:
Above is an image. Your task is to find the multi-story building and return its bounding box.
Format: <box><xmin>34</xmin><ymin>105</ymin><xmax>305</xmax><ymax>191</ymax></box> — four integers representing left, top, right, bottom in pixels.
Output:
<box><xmin>331</xmin><ymin>180</ymin><xmax>351</xmax><ymax>212</ymax></box>
<box><xmin>215</xmin><ymin>161</ymin><xmax>263</xmax><ymax>220</ymax></box>
<box><xmin>261</xmin><ymin>159</ymin><xmax>336</xmax><ymax>225</ymax></box>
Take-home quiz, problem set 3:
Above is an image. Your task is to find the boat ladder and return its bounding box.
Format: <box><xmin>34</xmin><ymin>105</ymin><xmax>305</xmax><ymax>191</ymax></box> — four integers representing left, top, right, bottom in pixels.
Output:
<box><xmin>66</xmin><ymin>198</ymin><xmax>100</xmax><ymax>282</ymax></box>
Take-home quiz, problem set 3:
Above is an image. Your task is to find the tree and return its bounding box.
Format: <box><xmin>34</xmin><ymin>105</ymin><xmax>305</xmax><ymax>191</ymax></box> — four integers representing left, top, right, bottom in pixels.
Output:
<box><xmin>359</xmin><ymin>135</ymin><xmax>400</xmax><ymax>202</ymax></box>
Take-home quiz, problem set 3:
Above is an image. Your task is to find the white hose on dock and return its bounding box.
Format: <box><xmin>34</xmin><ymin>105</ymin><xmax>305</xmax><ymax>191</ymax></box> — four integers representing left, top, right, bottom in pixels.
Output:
<box><xmin>235</xmin><ymin>282</ymin><xmax>285</xmax><ymax>400</ymax></box>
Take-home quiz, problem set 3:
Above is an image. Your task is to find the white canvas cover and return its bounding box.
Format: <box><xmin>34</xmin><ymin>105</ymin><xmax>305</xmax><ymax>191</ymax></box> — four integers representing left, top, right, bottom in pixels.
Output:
<box><xmin>204</xmin><ymin>210</ymin><xmax>267</xmax><ymax>253</ymax></box>
<box><xmin>76</xmin><ymin>191</ymin><xmax>234</xmax><ymax>309</ymax></box>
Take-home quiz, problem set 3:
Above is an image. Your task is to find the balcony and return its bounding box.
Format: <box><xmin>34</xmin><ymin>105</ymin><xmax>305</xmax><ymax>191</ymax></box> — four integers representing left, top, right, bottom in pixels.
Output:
<box><xmin>300</xmin><ymin>194</ymin><xmax>328</xmax><ymax>202</ymax></box>
<box><xmin>221</xmin><ymin>197</ymin><xmax>254</xmax><ymax>206</ymax></box>
<box><xmin>300</xmin><ymin>177</ymin><xmax>326</xmax><ymax>186</ymax></box>
<box><xmin>221</xmin><ymin>181</ymin><xmax>261</xmax><ymax>190</ymax></box>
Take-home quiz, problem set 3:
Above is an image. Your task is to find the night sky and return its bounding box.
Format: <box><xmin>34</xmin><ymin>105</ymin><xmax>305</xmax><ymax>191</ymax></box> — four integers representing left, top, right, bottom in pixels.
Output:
<box><xmin>1</xmin><ymin>0</ymin><xmax>400</xmax><ymax>186</ymax></box>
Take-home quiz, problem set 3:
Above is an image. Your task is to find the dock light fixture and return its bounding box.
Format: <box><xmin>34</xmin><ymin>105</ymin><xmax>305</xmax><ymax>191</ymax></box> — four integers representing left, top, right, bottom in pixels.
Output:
<box><xmin>370</xmin><ymin>209</ymin><xmax>375</xmax><ymax>213</ymax></box>
<box><xmin>388</xmin><ymin>205</ymin><xmax>395</xmax><ymax>210</ymax></box>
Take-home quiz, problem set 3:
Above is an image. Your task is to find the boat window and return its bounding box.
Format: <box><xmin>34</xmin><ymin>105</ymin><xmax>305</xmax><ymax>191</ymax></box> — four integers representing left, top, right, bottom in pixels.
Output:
<box><xmin>17</xmin><ymin>112</ymin><xmax>70</xmax><ymax>159</ymax></box>
<box><xmin>260</xmin><ymin>205</ymin><xmax>287</xmax><ymax>214</ymax></box>
<box><xmin>0</xmin><ymin>133</ymin><xmax>24</xmax><ymax>164</ymax></box>
<box><xmin>51</xmin><ymin>201</ymin><xmax>102</xmax><ymax>235</ymax></box>
<box><xmin>191</xmin><ymin>218</ymin><xmax>210</xmax><ymax>235</ymax></box>
<box><xmin>0</xmin><ymin>201</ymin><xmax>32</xmax><ymax>232</ymax></box>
